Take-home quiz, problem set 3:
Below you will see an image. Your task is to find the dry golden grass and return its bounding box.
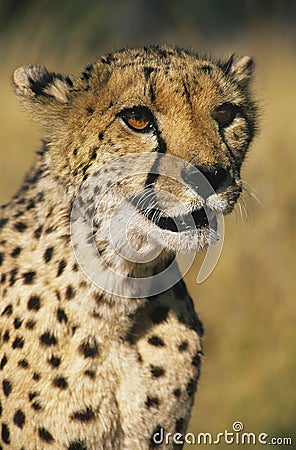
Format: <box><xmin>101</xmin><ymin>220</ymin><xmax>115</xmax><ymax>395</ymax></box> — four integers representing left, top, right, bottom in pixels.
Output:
<box><xmin>185</xmin><ymin>40</ymin><xmax>296</xmax><ymax>444</ymax></box>
<box><xmin>1</xmin><ymin>30</ymin><xmax>295</xmax><ymax>446</ymax></box>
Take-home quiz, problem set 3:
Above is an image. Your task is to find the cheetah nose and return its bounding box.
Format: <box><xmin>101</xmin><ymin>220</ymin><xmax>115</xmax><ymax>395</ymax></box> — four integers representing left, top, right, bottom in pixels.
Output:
<box><xmin>182</xmin><ymin>166</ymin><xmax>232</xmax><ymax>198</ymax></box>
<box><xmin>200</xmin><ymin>167</ymin><xmax>231</xmax><ymax>192</ymax></box>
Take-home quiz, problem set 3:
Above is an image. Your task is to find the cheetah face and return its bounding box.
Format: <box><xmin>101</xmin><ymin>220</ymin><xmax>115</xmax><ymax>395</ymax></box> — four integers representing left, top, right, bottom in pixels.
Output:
<box><xmin>118</xmin><ymin>106</ymin><xmax>221</xmax><ymax>234</ymax></box>
<box><xmin>78</xmin><ymin>147</ymin><xmax>239</xmax><ymax>256</ymax></box>
<box><xmin>94</xmin><ymin>88</ymin><xmax>254</xmax><ymax>253</ymax></box>
<box><xmin>13</xmin><ymin>46</ymin><xmax>257</xmax><ymax>256</ymax></box>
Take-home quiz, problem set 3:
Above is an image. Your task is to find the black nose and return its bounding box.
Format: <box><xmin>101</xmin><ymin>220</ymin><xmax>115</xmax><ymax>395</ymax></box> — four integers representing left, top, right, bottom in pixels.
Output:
<box><xmin>182</xmin><ymin>166</ymin><xmax>231</xmax><ymax>197</ymax></box>
<box><xmin>200</xmin><ymin>167</ymin><xmax>230</xmax><ymax>191</ymax></box>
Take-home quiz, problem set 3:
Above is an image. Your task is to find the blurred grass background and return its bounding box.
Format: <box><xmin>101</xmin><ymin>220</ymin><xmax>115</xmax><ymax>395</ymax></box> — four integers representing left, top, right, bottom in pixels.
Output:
<box><xmin>0</xmin><ymin>0</ymin><xmax>295</xmax><ymax>447</ymax></box>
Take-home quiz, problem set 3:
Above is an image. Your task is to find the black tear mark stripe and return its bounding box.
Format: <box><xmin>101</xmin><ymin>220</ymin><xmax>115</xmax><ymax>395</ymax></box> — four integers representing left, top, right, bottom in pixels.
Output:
<box><xmin>144</xmin><ymin>132</ymin><xmax>167</xmax><ymax>188</ymax></box>
<box><xmin>144</xmin><ymin>155</ymin><xmax>162</xmax><ymax>189</ymax></box>
<box><xmin>218</xmin><ymin>127</ymin><xmax>239</xmax><ymax>170</ymax></box>
<box><xmin>154</xmin><ymin>132</ymin><xmax>167</xmax><ymax>155</ymax></box>
<box><xmin>142</xmin><ymin>104</ymin><xmax>167</xmax><ymax>186</ymax></box>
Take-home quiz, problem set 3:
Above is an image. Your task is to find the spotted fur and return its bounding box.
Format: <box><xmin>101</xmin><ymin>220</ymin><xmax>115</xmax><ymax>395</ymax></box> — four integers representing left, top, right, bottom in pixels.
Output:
<box><xmin>0</xmin><ymin>45</ymin><xmax>257</xmax><ymax>449</ymax></box>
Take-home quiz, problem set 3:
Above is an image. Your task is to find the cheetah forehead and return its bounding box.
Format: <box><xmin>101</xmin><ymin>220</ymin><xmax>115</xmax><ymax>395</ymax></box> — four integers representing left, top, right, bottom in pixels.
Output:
<box><xmin>85</xmin><ymin>46</ymin><xmax>254</xmax><ymax>92</ymax></box>
<box><xmin>95</xmin><ymin>45</ymin><xmax>253</xmax><ymax>78</ymax></box>
<box><xmin>13</xmin><ymin>45</ymin><xmax>254</xmax><ymax>112</ymax></box>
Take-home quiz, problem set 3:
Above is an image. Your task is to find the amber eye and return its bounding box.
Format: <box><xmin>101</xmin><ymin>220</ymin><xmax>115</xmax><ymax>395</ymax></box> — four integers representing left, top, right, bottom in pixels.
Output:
<box><xmin>213</xmin><ymin>103</ymin><xmax>239</xmax><ymax>128</ymax></box>
<box><xmin>119</xmin><ymin>106</ymin><xmax>154</xmax><ymax>132</ymax></box>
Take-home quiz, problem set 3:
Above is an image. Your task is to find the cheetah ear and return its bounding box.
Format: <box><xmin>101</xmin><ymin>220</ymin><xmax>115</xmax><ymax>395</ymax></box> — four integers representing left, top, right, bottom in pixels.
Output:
<box><xmin>220</xmin><ymin>55</ymin><xmax>254</xmax><ymax>86</ymax></box>
<box><xmin>13</xmin><ymin>65</ymin><xmax>73</xmax><ymax>105</ymax></box>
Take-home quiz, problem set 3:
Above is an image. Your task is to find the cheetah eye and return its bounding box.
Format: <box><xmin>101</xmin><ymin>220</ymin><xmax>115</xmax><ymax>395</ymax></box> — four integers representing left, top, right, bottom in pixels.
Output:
<box><xmin>213</xmin><ymin>103</ymin><xmax>239</xmax><ymax>128</ymax></box>
<box><xmin>119</xmin><ymin>106</ymin><xmax>154</xmax><ymax>132</ymax></box>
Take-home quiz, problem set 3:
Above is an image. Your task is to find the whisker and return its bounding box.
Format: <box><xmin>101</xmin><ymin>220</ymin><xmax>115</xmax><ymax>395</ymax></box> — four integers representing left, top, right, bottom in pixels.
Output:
<box><xmin>246</xmin><ymin>190</ymin><xmax>263</xmax><ymax>207</ymax></box>
<box><xmin>240</xmin><ymin>196</ymin><xmax>249</xmax><ymax>223</ymax></box>
<box><xmin>131</xmin><ymin>188</ymin><xmax>155</xmax><ymax>211</ymax></box>
<box><xmin>236</xmin><ymin>200</ymin><xmax>244</xmax><ymax>223</ymax></box>
<box><xmin>241</xmin><ymin>192</ymin><xmax>249</xmax><ymax>218</ymax></box>
<box><xmin>241</xmin><ymin>179</ymin><xmax>260</xmax><ymax>194</ymax></box>
<box><xmin>151</xmin><ymin>209</ymin><xmax>161</xmax><ymax>224</ymax></box>
<box><xmin>137</xmin><ymin>193</ymin><xmax>157</xmax><ymax>211</ymax></box>
<box><xmin>241</xmin><ymin>180</ymin><xmax>263</xmax><ymax>207</ymax></box>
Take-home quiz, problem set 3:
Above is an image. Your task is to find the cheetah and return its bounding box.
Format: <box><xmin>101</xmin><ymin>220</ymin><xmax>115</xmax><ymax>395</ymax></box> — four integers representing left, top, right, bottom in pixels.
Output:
<box><xmin>0</xmin><ymin>45</ymin><xmax>257</xmax><ymax>449</ymax></box>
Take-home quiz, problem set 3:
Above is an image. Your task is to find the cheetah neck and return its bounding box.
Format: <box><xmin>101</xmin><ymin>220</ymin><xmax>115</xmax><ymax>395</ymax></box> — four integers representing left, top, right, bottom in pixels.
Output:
<box><xmin>6</xmin><ymin>159</ymin><xmax>180</xmax><ymax>336</ymax></box>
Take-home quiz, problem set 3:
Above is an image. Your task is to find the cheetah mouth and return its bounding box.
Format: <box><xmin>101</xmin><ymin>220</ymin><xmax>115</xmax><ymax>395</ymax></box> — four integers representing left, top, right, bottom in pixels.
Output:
<box><xmin>129</xmin><ymin>190</ymin><xmax>218</xmax><ymax>234</ymax></box>
<box><xmin>142</xmin><ymin>207</ymin><xmax>217</xmax><ymax>233</ymax></box>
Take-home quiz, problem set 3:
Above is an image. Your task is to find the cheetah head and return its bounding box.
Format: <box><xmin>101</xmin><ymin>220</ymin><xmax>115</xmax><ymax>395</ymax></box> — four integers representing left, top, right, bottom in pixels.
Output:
<box><xmin>13</xmin><ymin>46</ymin><xmax>257</xmax><ymax>258</ymax></box>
